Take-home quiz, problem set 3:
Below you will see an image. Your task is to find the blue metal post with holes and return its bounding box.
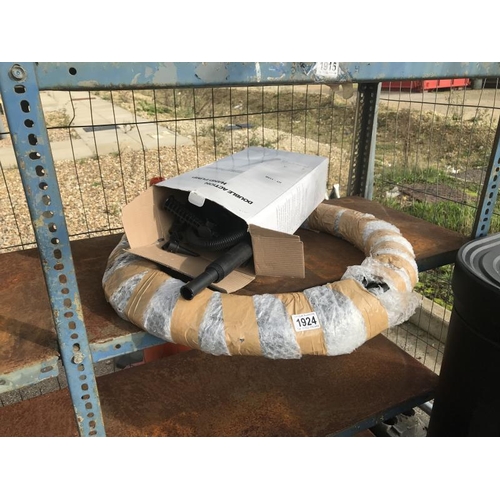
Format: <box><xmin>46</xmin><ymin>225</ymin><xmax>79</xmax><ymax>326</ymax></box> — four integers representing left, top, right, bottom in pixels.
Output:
<box><xmin>0</xmin><ymin>62</ymin><xmax>105</xmax><ymax>436</ymax></box>
<box><xmin>472</xmin><ymin>117</ymin><xmax>500</xmax><ymax>238</ymax></box>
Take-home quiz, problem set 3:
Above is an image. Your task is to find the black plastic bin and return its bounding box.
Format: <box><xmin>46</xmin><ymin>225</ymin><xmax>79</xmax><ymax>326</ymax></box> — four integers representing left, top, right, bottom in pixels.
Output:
<box><xmin>427</xmin><ymin>233</ymin><xmax>500</xmax><ymax>437</ymax></box>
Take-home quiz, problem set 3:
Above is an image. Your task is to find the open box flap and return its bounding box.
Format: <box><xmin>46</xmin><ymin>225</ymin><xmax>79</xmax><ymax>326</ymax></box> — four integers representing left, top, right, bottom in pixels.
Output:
<box><xmin>249</xmin><ymin>225</ymin><xmax>305</xmax><ymax>278</ymax></box>
<box><xmin>128</xmin><ymin>243</ymin><xmax>255</xmax><ymax>293</ymax></box>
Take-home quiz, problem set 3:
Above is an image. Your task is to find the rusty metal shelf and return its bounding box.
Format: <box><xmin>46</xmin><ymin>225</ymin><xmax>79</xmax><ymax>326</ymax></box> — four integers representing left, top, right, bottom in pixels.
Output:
<box><xmin>0</xmin><ymin>334</ymin><xmax>438</xmax><ymax>437</ymax></box>
<box><xmin>0</xmin><ymin>196</ymin><xmax>467</xmax><ymax>396</ymax></box>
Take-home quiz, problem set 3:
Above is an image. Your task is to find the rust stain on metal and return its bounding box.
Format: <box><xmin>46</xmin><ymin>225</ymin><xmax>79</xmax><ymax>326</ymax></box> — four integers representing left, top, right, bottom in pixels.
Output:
<box><xmin>77</xmin><ymin>80</ymin><xmax>99</xmax><ymax>88</ymax></box>
<box><xmin>0</xmin><ymin>335</ymin><xmax>438</xmax><ymax>437</ymax></box>
<box><xmin>0</xmin><ymin>247</ymin><xmax>59</xmax><ymax>374</ymax></box>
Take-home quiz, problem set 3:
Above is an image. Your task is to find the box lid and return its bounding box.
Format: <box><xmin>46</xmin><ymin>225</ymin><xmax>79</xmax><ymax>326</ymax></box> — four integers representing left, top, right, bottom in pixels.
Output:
<box><xmin>158</xmin><ymin>147</ymin><xmax>328</xmax><ymax>234</ymax></box>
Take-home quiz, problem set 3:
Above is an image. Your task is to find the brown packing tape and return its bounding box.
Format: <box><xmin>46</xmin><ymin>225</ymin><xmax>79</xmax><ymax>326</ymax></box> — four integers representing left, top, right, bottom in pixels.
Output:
<box><xmin>369</xmin><ymin>240</ymin><xmax>416</xmax><ymax>291</ymax></box>
<box><xmin>125</xmin><ymin>270</ymin><xmax>171</xmax><ymax>330</ymax></box>
<box><xmin>103</xmin><ymin>200</ymin><xmax>420</xmax><ymax>359</ymax></box>
<box><xmin>170</xmin><ymin>289</ymin><xmax>213</xmax><ymax>349</ymax></box>
<box><xmin>337</xmin><ymin>210</ymin><xmax>375</xmax><ymax>250</ymax></box>
<box><xmin>103</xmin><ymin>260</ymin><xmax>159</xmax><ymax>300</ymax></box>
<box><xmin>276</xmin><ymin>292</ymin><xmax>327</xmax><ymax>355</ymax></box>
<box><xmin>329</xmin><ymin>279</ymin><xmax>389</xmax><ymax>339</ymax></box>
<box><xmin>107</xmin><ymin>242</ymin><xmax>127</xmax><ymax>266</ymax></box>
<box><xmin>307</xmin><ymin>203</ymin><xmax>343</xmax><ymax>236</ymax></box>
<box><xmin>374</xmin><ymin>254</ymin><xmax>418</xmax><ymax>287</ymax></box>
<box><xmin>308</xmin><ymin>204</ymin><xmax>373</xmax><ymax>247</ymax></box>
<box><xmin>364</xmin><ymin>229</ymin><xmax>401</xmax><ymax>254</ymax></box>
<box><xmin>220</xmin><ymin>295</ymin><xmax>262</xmax><ymax>355</ymax></box>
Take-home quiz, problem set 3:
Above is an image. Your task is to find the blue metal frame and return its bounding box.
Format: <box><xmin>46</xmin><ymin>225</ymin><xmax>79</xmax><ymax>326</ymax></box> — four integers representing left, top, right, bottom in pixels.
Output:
<box><xmin>90</xmin><ymin>331</ymin><xmax>165</xmax><ymax>363</ymax></box>
<box><xmin>0</xmin><ymin>357</ymin><xmax>59</xmax><ymax>395</ymax></box>
<box><xmin>473</xmin><ymin>117</ymin><xmax>500</xmax><ymax>238</ymax></box>
<box><xmin>0</xmin><ymin>331</ymin><xmax>166</xmax><ymax>393</ymax></box>
<box><xmin>0</xmin><ymin>62</ymin><xmax>105</xmax><ymax>436</ymax></box>
<box><xmin>1</xmin><ymin>61</ymin><xmax>500</xmax><ymax>436</ymax></box>
<box><xmin>34</xmin><ymin>62</ymin><xmax>500</xmax><ymax>90</ymax></box>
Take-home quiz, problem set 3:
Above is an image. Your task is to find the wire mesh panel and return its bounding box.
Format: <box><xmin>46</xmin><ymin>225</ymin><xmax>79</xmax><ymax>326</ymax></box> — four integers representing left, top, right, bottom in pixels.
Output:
<box><xmin>375</xmin><ymin>78</ymin><xmax>500</xmax><ymax>374</ymax></box>
<box><xmin>1</xmin><ymin>84</ymin><xmax>356</xmax><ymax>255</ymax></box>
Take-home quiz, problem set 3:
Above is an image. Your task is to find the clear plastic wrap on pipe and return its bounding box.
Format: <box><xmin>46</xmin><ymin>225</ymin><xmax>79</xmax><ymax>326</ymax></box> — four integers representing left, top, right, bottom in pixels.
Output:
<box><xmin>103</xmin><ymin>204</ymin><xmax>419</xmax><ymax>359</ymax></box>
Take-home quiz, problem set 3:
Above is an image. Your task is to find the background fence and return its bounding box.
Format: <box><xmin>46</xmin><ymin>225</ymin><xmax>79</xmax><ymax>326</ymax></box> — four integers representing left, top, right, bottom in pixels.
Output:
<box><xmin>375</xmin><ymin>79</ymin><xmax>500</xmax><ymax>374</ymax></box>
<box><xmin>1</xmin><ymin>77</ymin><xmax>499</xmax><ymax>405</ymax></box>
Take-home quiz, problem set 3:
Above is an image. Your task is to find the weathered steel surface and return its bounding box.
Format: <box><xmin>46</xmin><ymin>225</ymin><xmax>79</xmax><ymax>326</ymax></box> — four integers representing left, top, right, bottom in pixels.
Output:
<box><xmin>70</xmin><ymin>234</ymin><xmax>139</xmax><ymax>341</ymax></box>
<box><xmin>33</xmin><ymin>62</ymin><xmax>500</xmax><ymax>91</ymax></box>
<box><xmin>0</xmin><ymin>234</ymin><xmax>135</xmax><ymax>379</ymax></box>
<box><xmin>243</xmin><ymin>197</ymin><xmax>468</xmax><ymax>294</ymax></box>
<box><xmin>0</xmin><ymin>248</ymin><xmax>59</xmax><ymax>375</ymax></box>
<box><xmin>241</xmin><ymin>228</ymin><xmax>366</xmax><ymax>295</ymax></box>
<box><xmin>0</xmin><ymin>335</ymin><xmax>438</xmax><ymax>437</ymax></box>
<box><xmin>0</xmin><ymin>62</ymin><xmax>105</xmax><ymax>435</ymax></box>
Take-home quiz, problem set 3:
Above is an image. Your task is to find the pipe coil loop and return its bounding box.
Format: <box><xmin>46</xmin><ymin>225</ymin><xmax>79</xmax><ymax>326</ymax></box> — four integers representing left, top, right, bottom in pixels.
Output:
<box><xmin>103</xmin><ymin>204</ymin><xmax>419</xmax><ymax>359</ymax></box>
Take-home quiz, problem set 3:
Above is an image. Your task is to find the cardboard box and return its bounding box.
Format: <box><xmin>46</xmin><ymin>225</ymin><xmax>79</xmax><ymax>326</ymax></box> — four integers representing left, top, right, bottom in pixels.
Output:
<box><xmin>122</xmin><ymin>147</ymin><xmax>328</xmax><ymax>293</ymax></box>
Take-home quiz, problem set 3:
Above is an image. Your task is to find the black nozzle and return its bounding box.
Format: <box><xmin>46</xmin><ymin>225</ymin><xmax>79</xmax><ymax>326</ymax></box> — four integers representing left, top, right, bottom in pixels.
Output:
<box><xmin>180</xmin><ymin>268</ymin><xmax>220</xmax><ymax>300</ymax></box>
<box><xmin>180</xmin><ymin>241</ymin><xmax>253</xmax><ymax>300</ymax></box>
<box><xmin>162</xmin><ymin>240</ymin><xmax>200</xmax><ymax>257</ymax></box>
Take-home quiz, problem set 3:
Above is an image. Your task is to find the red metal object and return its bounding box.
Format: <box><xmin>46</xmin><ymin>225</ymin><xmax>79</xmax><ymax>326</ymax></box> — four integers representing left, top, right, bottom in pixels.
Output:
<box><xmin>149</xmin><ymin>176</ymin><xmax>165</xmax><ymax>186</ymax></box>
<box><xmin>382</xmin><ymin>79</ymin><xmax>470</xmax><ymax>92</ymax></box>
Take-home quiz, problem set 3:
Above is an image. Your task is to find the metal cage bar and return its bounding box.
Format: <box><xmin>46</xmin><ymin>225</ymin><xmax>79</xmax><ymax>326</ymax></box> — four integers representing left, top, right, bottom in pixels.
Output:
<box><xmin>33</xmin><ymin>62</ymin><xmax>500</xmax><ymax>90</ymax></box>
<box><xmin>347</xmin><ymin>82</ymin><xmax>381</xmax><ymax>198</ymax></box>
<box><xmin>472</xmin><ymin>116</ymin><xmax>500</xmax><ymax>238</ymax></box>
<box><xmin>0</xmin><ymin>62</ymin><xmax>105</xmax><ymax>436</ymax></box>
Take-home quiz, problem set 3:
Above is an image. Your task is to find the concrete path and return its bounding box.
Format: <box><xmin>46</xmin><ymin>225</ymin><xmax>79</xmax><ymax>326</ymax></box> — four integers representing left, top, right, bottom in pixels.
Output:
<box><xmin>3</xmin><ymin>87</ymin><xmax>499</xmax><ymax>169</ymax></box>
<box><xmin>0</xmin><ymin>91</ymin><xmax>192</xmax><ymax>168</ymax></box>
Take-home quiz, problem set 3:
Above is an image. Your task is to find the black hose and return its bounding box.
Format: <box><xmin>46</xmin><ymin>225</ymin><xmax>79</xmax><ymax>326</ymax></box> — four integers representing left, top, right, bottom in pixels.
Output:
<box><xmin>180</xmin><ymin>241</ymin><xmax>253</xmax><ymax>300</ymax></box>
<box><xmin>185</xmin><ymin>226</ymin><xmax>248</xmax><ymax>252</ymax></box>
<box><xmin>164</xmin><ymin>195</ymin><xmax>215</xmax><ymax>239</ymax></box>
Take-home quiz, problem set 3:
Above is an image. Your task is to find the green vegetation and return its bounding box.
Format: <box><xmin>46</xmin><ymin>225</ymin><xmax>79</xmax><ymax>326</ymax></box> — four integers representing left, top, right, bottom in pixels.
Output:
<box><xmin>137</xmin><ymin>100</ymin><xmax>171</xmax><ymax>115</ymax></box>
<box><xmin>375</xmin><ymin>164</ymin><xmax>500</xmax><ymax>310</ymax></box>
<box><xmin>415</xmin><ymin>265</ymin><xmax>455</xmax><ymax>310</ymax></box>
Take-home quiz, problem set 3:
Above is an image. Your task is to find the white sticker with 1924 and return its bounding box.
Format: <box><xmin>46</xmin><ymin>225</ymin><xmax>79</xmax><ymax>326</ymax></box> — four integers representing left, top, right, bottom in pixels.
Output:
<box><xmin>292</xmin><ymin>312</ymin><xmax>321</xmax><ymax>332</ymax></box>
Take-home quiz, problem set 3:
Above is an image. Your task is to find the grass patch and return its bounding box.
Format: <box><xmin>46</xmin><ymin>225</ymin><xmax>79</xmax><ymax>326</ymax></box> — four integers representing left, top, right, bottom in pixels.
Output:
<box><xmin>381</xmin><ymin>197</ymin><xmax>496</xmax><ymax>235</ymax></box>
<box><xmin>376</xmin><ymin>107</ymin><xmax>493</xmax><ymax>171</ymax></box>
<box><xmin>415</xmin><ymin>265</ymin><xmax>455</xmax><ymax>311</ymax></box>
<box><xmin>378</xmin><ymin>196</ymin><xmax>500</xmax><ymax>310</ymax></box>
<box><xmin>137</xmin><ymin>100</ymin><xmax>171</xmax><ymax>115</ymax></box>
<box><xmin>96</xmin><ymin>87</ymin><xmax>357</xmax><ymax>148</ymax></box>
<box><xmin>379</xmin><ymin>165</ymin><xmax>457</xmax><ymax>187</ymax></box>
